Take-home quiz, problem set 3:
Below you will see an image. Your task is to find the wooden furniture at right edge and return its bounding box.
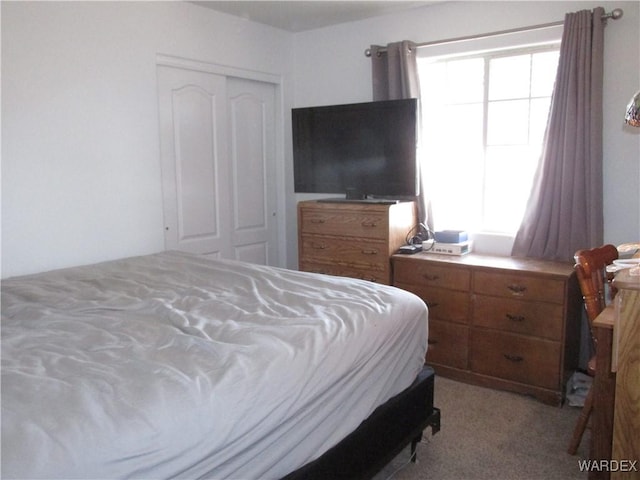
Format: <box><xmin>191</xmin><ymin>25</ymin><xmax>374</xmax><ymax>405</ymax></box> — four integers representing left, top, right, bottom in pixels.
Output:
<box><xmin>610</xmin><ymin>269</ymin><xmax>640</xmax><ymax>479</ymax></box>
<box><xmin>392</xmin><ymin>253</ymin><xmax>581</xmax><ymax>405</ymax></box>
<box><xmin>591</xmin><ymin>268</ymin><xmax>640</xmax><ymax>479</ymax></box>
<box><xmin>571</xmin><ymin>266</ymin><xmax>640</xmax><ymax>480</ymax></box>
<box><xmin>590</xmin><ymin>305</ymin><xmax>616</xmax><ymax>479</ymax></box>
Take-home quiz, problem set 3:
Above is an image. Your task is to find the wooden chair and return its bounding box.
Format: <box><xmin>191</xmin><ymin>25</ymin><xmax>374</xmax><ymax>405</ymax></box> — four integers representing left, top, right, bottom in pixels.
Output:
<box><xmin>567</xmin><ymin>244</ymin><xmax>618</xmax><ymax>455</ymax></box>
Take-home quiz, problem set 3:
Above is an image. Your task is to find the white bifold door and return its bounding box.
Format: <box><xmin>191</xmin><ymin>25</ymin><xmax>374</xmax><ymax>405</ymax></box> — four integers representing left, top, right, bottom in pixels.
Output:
<box><xmin>157</xmin><ymin>65</ymin><xmax>278</xmax><ymax>266</ymax></box>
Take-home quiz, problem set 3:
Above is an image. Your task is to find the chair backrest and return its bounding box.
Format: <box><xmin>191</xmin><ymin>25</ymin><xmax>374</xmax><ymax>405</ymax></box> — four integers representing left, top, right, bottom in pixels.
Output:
<box><xmin>574</xmin><ymin>244</ymin><xmax>619</xmax><ymax>324</ymax></box>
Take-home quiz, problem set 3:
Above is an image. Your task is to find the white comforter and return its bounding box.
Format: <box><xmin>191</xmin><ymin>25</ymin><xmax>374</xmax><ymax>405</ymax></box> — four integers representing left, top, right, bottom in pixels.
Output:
<box><xmin>1</xmin><ymin>251</ymin><xmax>428</xmax><ymax>479</ymax></box>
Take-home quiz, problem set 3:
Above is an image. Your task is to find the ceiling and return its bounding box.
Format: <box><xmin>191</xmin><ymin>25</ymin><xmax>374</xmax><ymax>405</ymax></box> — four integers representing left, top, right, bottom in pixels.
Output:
<box><xmin>192</xmin><ymin>1</ymin><xmax>438</xmax><ymax>32</ymax></box>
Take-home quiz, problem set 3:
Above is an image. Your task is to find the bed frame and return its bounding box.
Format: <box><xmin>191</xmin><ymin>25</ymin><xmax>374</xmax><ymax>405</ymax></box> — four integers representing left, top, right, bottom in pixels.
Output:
<box><xmin>282</xmin><ymin>365</ymin><xmax>440</xmax><ymax>480</ymax></box>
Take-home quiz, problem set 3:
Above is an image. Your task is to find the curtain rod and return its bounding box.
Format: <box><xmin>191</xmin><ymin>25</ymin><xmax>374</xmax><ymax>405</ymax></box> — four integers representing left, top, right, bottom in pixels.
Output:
<box><xmin>364</xmin><ymin>7</ymin><xmax>623</xmax><ymax>57</ymax></box>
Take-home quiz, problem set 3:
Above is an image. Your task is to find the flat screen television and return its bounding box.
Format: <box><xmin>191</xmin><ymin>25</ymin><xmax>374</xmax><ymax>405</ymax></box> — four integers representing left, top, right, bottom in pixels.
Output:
<box><xmin>292</xmin><ymin>98</ymin><xmax>419</xmax><ymax>201</ymax></box>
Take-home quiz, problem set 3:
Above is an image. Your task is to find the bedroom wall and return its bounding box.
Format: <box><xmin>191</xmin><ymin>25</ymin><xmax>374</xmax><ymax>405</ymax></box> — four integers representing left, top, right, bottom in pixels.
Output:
<box><xmin>290</xmin><ymin>1</ymin><xmax>640</xmax><ymax>265</ymax></box>
<box><xmin>4</xmin><ymin>2</ymin><xmax>639</xmax><ymax>278</ymax></box>
<box><xmin>1</xmin><ymin>1</ymin><xmax>293</xmax><ymax>278</ymax></box>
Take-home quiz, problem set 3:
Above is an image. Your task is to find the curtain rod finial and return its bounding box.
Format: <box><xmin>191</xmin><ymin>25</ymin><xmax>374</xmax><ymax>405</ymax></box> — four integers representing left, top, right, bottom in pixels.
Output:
<box><xmin>609</xmin><ymin>8</ymin><xmax>623</xmax><ymax>20</ymax></box>
<box><xmin>364</xmin><ymin>48</ymin><xmax>372</xmax><ymax>57</ymax></box>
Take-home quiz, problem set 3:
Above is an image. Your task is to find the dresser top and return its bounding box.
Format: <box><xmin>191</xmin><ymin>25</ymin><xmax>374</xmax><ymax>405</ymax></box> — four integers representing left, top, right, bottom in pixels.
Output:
<box><xmin>392</xmin><ymin>252</ymin><xmax>575</xmax><ymax>278</ymax></box>
<box><xmin>613</xmin><ymin>268</ymin><xmax>640</xmax><ymax>291</ymax></box>
<box><xmin>298</xmin><ymin>199</ymin><xmax>414</xmax><ymax>210</ymax></box>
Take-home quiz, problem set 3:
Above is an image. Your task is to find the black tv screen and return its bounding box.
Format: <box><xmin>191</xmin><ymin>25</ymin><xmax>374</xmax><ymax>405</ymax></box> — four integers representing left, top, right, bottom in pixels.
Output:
<box><xmin>292</xmin><ymin>98</ymin><xmax>419</xmax><ymax>199</ymax></box>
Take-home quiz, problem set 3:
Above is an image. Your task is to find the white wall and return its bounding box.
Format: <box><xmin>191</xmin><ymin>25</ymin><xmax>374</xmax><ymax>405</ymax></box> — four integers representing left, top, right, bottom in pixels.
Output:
<box><xmin>2</xmin><ymin>1</ymin><xmax>293</xmax><ymax>277</ymax></box>
<box><xmin>3</xmin><ymin>1</ymin><xmax>639</xmax><ymax>277</ymax></box>
<box><xmin>291</xmin><ymin>1</ymin><xmax>640</xmax><ymax>262</ymax></box>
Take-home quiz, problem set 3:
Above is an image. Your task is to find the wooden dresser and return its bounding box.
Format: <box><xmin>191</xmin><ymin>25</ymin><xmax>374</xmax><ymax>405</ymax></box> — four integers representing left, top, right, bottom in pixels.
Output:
<box><xmin>392</xmin><ymin>252</ymin><xmax>581</xmax><ymax>405</ymax></box>
<box><xmin>611</xmin><ymin>269</ymin><xmax>640</xmax><ymax>479</ymax></box>
<box><xmin>589</xmin><ymin>267</ymin><xmax>640</xmax><ymax>480</ymax></box>
<box><xmin>297</xmin><ymin>200</ymin><xmax>415</xmax><ymax>285</ymax></box>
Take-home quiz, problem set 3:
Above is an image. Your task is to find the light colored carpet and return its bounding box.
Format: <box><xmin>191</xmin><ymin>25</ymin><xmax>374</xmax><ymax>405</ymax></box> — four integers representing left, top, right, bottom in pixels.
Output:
<box><xmin>375</xmin><ymin>376</ymin><xmax>590</xmax><ymax>480</ymax></box>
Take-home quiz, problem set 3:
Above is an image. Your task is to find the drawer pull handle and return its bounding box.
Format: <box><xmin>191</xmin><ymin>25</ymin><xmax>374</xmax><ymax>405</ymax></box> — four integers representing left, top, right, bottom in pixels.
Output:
<box><xmin>311</xmin><ymin>242</ymin><xmax>327</xmax><ymax>250</ymax></box>
<box><xmin>422</xmin><ymin>274</ymin><xmax>440</xmax><ymax>282</ymax></box>
<box><xmin>507</xmin><ymin>284</ymin><xmax>527</xmax><ymax>295</ymax></box>
<box><xmin>310</xmin><ymin>219</ymin><xmax>325</xmax><ymax>224</ymax></box>
<box><xmin>506</xmin><ymin>313</ymin><xmax>525</xmax><ymax>322</ymax></box>
<box><xmin>503</xmin><ymin>354</ymin><xmax>524</xmax><ymax>362</ymax></box>
<box><xmin>426</xmin><ymin>301</ymin><xmax>439</xmax><ymax>308</ymax></box>
<box><xmin>428</xmin><ymin>339</ymin><xmax>438</xmax><ymax>345</ymax></box>
<box><xmin>361</xmin><ymin>248</ymin><xmax>379</xmax><ymax>255</ymax></box>
<box><xmin>361</xmin><ymin>221</ymin><xmax>378</xmax><ymax>228</ymax></box>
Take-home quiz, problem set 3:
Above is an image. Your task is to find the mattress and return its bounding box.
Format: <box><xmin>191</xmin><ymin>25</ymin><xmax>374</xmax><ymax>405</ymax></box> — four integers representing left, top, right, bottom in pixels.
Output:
<box><xmin>1</xmin><ymin>251</ymin><xmax>428</xmax><ymax>479</ymax></box>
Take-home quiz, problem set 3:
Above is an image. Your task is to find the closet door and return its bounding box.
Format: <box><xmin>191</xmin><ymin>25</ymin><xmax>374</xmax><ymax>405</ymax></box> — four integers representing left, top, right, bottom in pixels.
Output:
<box><xmin>157</xmin><ymin>66</ymin><xmax>278</xmax><ymax>265</ymax></box>
<box><xmin>227</xmin><ymin>77</ymin><xmax>278</xmax><ymax>265</ymax></box>
<box><xmin>158</xmin><ymin>66</ymin><xmax>231</xmax><ymax>258</ymax></box>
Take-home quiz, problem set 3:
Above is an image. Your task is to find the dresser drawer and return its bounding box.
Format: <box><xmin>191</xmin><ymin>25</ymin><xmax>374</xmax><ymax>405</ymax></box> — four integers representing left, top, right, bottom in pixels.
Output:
<box><xmin>300</xmin><ymin>235</ymin><xmax>388</xmax><ymax>269</ymax></box>
<box><xmin>395</xmin><ymin>283</ymin><xmax>470</xmax><ymax>324</ymax></box>
<box><xmin>394</xmin><ymin>260</ymin><xmax>471</xmax><ymax>291</ymax></box>
<box><xmin>473</xmin><ymin>271</ymin><xmax>566</xmax><ymax>304</ymax></box>
<box><xmin>299</xmin><ymin>261</ymin><xmax>389</xmax><ymax>284</ymax></box>
<box><xmin>299</xmin><ymin>208</ymin><xmax>388</xmax><ymax>239</ymax></box>
<box><xmin>426</xmin><ymin>319</ymin><xmax>469</xmax><ymax>370</ymax></box>
<box><xmin>473</xmin><ymin>295</ymin><xmax>564</xmax><ymax>340</ymax></box>
<box><xmin>470</xmin><ymin>330</ymin><xmax>561</xmax><ymax>390</ymax></box>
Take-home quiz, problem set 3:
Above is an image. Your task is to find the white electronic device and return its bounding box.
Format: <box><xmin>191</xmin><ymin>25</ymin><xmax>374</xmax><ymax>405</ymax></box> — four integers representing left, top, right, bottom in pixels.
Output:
<box><xmin>427</xmin><ymin>240</ymin><xmax>473</xmax><ymax>256</ymax></box>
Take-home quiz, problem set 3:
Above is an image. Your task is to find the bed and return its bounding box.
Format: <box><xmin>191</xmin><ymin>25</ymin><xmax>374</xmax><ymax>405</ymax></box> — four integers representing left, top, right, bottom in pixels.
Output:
<box><xmin>1</xmin><ymin>250</ymin><xmax>439</xmax><ymax>479</ymax></box>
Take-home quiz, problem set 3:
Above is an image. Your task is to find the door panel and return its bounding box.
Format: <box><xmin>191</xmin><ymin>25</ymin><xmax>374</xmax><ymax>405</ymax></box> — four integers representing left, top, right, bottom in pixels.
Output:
<box><xmin>227</xmin><ymin>78</ymin><xmax>278</xmax><ymax>265</ymax></box>
<box><xmin>234</xmin><ymin>243</ymin><xmax>268</xmax><ymax>266</ymax></box>
<box><xmin>174</xmin><ymin>85</ymin><xmax>219</xmax><ymax>240</ymax></box>
<box><xmin>158</xmin><ymin>66</ymin><xmax>230</xmax><ymax>257</ymax></box>
<box><xmin>231</xmin><ymin>93</ymin><xmax>267</xmax><ymax>230</ymax></box>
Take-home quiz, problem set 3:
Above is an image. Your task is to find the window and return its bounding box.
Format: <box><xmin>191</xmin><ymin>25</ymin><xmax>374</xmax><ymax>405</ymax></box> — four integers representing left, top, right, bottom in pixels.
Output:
<box><xmin>418</xmin><ymin>44</ymin><xmax>560</xmax><ymax>235</ymax></box>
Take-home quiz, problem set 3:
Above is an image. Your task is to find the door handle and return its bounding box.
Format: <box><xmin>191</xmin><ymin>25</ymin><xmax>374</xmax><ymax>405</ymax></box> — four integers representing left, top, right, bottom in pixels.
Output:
<box><xmin>507</xmin><ymin>284</ymin><xmax>527</xmax><ymax>295</ymax></box>
<box><xmin>503</xmin><ymin>353</ymin><xmax>524</xmax><ymax>362</ymax></box>
<box><xmin>423</xmin><ymin>274</ymin><xmax>440</xmax><ymax>282</ymax></box>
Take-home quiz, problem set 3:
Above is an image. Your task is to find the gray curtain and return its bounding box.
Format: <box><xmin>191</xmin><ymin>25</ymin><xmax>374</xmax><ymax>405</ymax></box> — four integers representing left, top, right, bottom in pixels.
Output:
<box><xmin>511</xmin><ymin>7</ymin><xmax>605</xmax><ymax>261</ymax></box>
<box><xmin>370</xmin><ymin>41</ymin><xmax>420</xmax><ymax>100</ymax></box>
<box><xmin>370</xmin><ymin>41</ymin><xmax>429</xmax><ymax>227</ymax></box>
